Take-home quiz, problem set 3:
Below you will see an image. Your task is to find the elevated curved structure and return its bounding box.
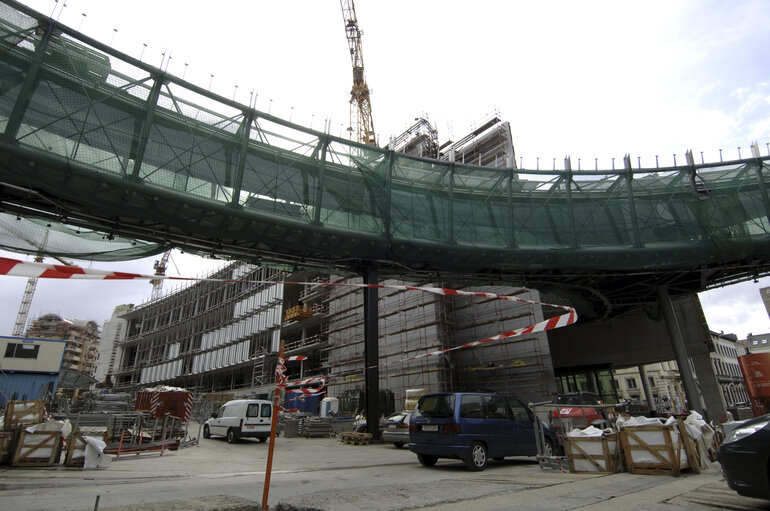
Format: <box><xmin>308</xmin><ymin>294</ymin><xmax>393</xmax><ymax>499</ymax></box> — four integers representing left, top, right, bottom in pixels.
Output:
<box><xmin>1</xmin><ymin>0</ymin><xmax>769</xmax><ymax>316</ymax></box>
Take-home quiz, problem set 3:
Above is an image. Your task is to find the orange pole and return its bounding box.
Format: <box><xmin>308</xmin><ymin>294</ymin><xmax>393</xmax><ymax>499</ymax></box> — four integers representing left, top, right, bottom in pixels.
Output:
<box><xmin>262</xmin><ymin>340</ymin><xmax>284</xmax><ymax>511</ymax></box>
<box><xmin>116</xmin><ymin>430</ymin><xmax>125</xmax><ymax>461</ymax></box>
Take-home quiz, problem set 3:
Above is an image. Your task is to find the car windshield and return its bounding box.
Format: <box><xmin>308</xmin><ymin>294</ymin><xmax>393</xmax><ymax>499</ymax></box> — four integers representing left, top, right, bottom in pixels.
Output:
<box><xmin>413</xmin><ymin>394</ymin><xmax>455</xmax><ymax>419</ymax></box>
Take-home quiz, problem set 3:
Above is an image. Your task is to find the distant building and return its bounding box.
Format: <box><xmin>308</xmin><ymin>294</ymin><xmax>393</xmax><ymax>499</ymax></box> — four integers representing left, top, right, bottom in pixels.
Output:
<box><xmin>745</xmin><ymin>332</ymin><xmax>770</xmax><ymax>354</ymax></box>
<box><xmin>24</xmin><ymin>314</ymin><xmax>100</xmax><ymax>377</ymax></box>
<box><xmin>614</xmin><ymin>362</ymin><xmax>687</xmax><ymax>413</ymax></box>
<box><xmin>0</xmin><ymin>336</ymin><xmax>66</xmax><ymax>407</ymax></box>
<box><xmin>761</xmin><ymin>287</ymin><xmax>770</xmax><ymax>320</ymax></box>
<box><xmin>94</xmin><ymin>304</ymin><xmax>133</xmax><ymax>384</ymax></box>
<box><xmin>709</xmin><ymin>331</ymin><xmax>749</xmax><ymax>409</ymax></box>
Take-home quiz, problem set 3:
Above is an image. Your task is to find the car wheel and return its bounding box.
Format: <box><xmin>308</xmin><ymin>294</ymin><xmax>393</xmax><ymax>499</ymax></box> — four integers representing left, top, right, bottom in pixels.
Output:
<box><xmin>393</xmin><ymin>442</ymin><xmax>404</xmax><ymax>449</ymax></box>
<box><xmin>543</xmin><ymin>436</ymin><xmax>555</xmax><ymax>457</ymax></box>
<box><xmin>258</xmin><ymin>437</ymin><xmax>268</xmax><ymax>443</ymax></box>
<box><xmin>465</xmin><ymin>441</ymin><xmax>487</xmax><ymax>471</ymax></box>
<box><xmin>226</xmin><ymin>428</ymin><xmax>239</xmax><ymax>444</ymax></box>
<box><xmin>203</xmin><ymin>425</ymin><xmax>211</xmax><ymax>439</ymax></box>
<box><xmin>417</xmin><ymin>454</ymin><xmax>438</xmax><ymax>467</ymax></box>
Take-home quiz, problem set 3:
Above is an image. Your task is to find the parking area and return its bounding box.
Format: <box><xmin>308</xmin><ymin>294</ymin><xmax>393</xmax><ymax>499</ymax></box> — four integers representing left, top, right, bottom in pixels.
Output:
<box><xmin>0</xmin><ymin>429</ymin><xmax>763</xmax><ymax>511</ymax></box>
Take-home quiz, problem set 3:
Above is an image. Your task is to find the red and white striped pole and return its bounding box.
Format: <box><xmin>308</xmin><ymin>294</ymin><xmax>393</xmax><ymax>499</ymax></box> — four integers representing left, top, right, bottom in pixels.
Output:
<box><xmin>262</xmin><ymin>340</ymin><xmax>284</xmax><ymax>511</ymax></box>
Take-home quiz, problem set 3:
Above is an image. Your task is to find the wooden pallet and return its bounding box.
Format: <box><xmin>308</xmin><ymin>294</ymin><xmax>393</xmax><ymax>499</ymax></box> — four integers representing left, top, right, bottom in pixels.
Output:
<box><xmin>565</xmin><ymin>432</ymin><xmax>622</xmax><ymax>474</ymax></box>
<box><xmin>12</xmin><ymin>430</ymin><xmax>61</xmax><ymax>467</ymax></box>
<box><xmin>4</xmin><ymin>399</ymin><xmax>45</xmax><ymax>429</ymax></box>
<box><xmin>339</xmin><ymin>431</ymin><xmax>372</xmax><ymax>445</ymax></box>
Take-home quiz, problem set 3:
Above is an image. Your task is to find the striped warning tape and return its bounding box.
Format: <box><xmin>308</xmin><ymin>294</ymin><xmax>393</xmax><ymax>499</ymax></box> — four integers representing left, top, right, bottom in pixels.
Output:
<box><xmin>1</xmin><ymin>256</ymin><xmax>577</xmax><ymax>385</ymax></box>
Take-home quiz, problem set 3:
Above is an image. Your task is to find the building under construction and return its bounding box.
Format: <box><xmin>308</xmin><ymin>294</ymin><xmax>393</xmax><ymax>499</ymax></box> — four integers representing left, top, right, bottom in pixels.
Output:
<box><xmin>109</xmin><ymin>119</ymin><xmax>558</xmax><ymax>413</ymax></box>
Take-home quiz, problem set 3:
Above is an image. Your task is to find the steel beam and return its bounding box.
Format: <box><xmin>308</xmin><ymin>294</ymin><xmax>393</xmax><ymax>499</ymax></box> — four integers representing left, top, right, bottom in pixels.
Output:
<box><xmin>363</xmin><ymin>265</ymin><xmax>379</xmax><ymax>437</ymax></box>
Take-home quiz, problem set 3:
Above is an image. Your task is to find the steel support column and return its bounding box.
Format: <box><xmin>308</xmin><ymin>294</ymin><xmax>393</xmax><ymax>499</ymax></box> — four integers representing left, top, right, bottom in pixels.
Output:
<box><xmin>363</xmin><ymin>266</ymin><xmax>379</xmax><ymax>437</ymax></box>
<box><xmin>657</xmin><ymin>286</ymin><xmax>705</xmax><ymax>416</ymax></box>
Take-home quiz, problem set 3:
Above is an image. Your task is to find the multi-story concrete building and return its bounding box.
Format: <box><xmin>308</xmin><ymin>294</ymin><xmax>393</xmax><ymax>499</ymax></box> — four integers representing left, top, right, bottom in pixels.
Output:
<box><xmin>113</xmin><ymin>263</ymin><xmax>284</xmax><ymax>392</ymax></box>
<box><xmin>24</xmin><ymin>314</ymin><xmax>100</xmax><ymax>377</ymax></box>
<box><xmin>112</xmin><ymin>264</ymin><xmax>555</xmax><ymax>414</ymax></box>
<box><xmin>709</xmin><ymin>331</ymin><xmax>748</xmax><ymax>409</ymax></box>
<box><xmin>745</xmin><ymin>332</ymin><xmax>770</xmax><ymax>353</ymax></box>
<box><xmin>94</xmin><ymin>304</ymin><xmax>133</xmax><ymax>385</ymax></box>
<box><xmin>614</xmin><ymin>361</ymin><xmax>687</xmax><ymax>413</ymax></box>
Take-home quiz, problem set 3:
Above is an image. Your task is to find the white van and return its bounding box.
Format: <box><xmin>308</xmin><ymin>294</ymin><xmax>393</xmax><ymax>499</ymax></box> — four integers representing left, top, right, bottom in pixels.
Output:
<box><xmin>203</xmin><ymin>399</ymin><xmax>273</xmax><ymax>443</ymax></box>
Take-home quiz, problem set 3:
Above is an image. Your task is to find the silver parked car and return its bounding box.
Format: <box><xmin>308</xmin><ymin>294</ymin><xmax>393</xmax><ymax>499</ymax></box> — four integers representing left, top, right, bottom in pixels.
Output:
<box><xmin>380</xmin><ymin>411</ymin><xmax>410</xmax><ymax>448</ymax></box>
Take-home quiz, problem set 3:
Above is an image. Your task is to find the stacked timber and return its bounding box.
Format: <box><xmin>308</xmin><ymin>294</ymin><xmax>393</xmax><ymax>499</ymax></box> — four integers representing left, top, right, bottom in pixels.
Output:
<box><xmin>301</xmin><ymin>417</ymin><xmax>333</xmax><ymax>438</ymax></box>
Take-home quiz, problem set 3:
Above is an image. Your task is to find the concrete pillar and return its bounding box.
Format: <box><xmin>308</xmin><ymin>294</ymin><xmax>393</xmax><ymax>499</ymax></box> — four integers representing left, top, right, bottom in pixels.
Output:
<box><xmin>638</xmin><ymin>365</ymin><xmax>656</xmax><ymax>413</ymax></box>
<box><xmin>658</xmin><ymin>288</ymin><xmax>727</xmax><ymax>422</ymax></box>
<box><xmin>658</xmin><ymin>287</ymin><xmax>705</xmax><ymax>416</ymax></box>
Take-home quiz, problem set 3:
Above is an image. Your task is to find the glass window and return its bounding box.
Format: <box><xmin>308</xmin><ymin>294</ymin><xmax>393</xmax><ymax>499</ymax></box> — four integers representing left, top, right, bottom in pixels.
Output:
<box><xmin>484</xmin><ymin>395</ymin><xmax>511</xmax><ymax>420</ymax></box>
<box><xmin>4</xmin><ymin>342</ymin><xmax>40</xmax><ymax>359</ymax></box>
<box><xmin>506</xmin><ymin>397</ymin><xmax>530</xmax><ymax>422</ymax></box>
<box><xmin>460</xmin><ymin>395</ymin><xmax>485</xmax><ymax>419</ymax></box>
<box><xmin>261</xmin><ymin>403</ymin><xmax>272</xmax><ymax>418</ymax></box>
<box><xmin>246</xmin><ymin>403</ymin><xmax>260</xmax><ymax>417</ymax></box>
<box><xmin>626</xmin><ymin>378</ymin><xmax>637</xmax><ymax>389</ymax></box>
<box><xmin>414</xmin><ymin>394</ymin><xmax>455</xmax><ymax>419</ymax></box>
<box><xmin>215</xmin><ymin>406</ymin><xmax>226</xmax><ymax>418</ymax></box>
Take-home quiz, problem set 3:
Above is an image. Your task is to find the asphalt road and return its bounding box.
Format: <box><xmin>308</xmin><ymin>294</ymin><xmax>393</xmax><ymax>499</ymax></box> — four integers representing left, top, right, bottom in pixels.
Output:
<box><xmin>0</xmin><ymin>432</ymin><xmax>766</xmax><ymax>511</ymax></box>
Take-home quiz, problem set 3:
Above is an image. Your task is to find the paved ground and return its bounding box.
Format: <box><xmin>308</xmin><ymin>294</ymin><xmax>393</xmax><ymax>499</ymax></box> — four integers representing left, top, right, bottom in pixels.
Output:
<box><xmin>0</xmin><ymin>430</ymin><xmax>766</xmax><ymax>511</ymax></box>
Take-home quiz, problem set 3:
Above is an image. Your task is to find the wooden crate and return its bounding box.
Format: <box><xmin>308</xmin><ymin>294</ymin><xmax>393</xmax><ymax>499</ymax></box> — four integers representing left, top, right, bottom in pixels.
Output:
<box><xmin>565</xmin><ymin>432</ymin><xmax>621</xmax><ymax>473</ymax></box>
<box><xmin>0</xmin><ymin>430</ymin><xmax>18</xmax><ymax>464</ymax></box>
<box><xmin>65</xmin><ymin>429</ymin><xmax>110</xmax><ymax>467</ymax></box>
<box><xmin>12</xmin><ymin>430</ymin><xmax>62</xmax><ymax>467</ymax></box>
<box><xmin>4</xmin><ymin>399</ymin><xmax>45</xmax><ymax>429</ymax></box>
<box><xmin>619</xmin><ymin>419</ymin><xmax>699</xmax><ymax>476</ymax></box>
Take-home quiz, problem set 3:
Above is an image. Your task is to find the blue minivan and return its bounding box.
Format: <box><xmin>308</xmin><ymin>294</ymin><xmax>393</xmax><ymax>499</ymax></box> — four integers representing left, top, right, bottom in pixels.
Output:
<box><xmin>408</xmin><ymin>392</ymin><xmax>557</xmax><ymax>471</ymax></box>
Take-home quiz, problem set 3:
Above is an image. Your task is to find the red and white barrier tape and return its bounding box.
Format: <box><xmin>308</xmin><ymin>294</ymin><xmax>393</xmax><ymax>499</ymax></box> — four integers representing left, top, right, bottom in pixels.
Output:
<box><xmin>1</xmin><ymin>256</ymin><xmax>577</xmax><ymax>382</ymax></box>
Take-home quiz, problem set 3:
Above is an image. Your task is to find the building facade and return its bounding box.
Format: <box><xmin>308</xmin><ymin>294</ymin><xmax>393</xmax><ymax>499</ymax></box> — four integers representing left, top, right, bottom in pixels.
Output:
<box><xmin>113</xmin><ymin>263</ymin><xmax>284</xmax><ymax>393</ymax></box>
<box><xmin>614</xmin><ymin>361</ymin><xmax>687</xmax><ymax>413</ymax></box>
<box><xmin>94</xmin><ymin>304</ymin><xmax>133</xmax><ymax>385</ymax></box>
<box><xmin>24</xmin><ymin>314</ymin><xmax>100</xmax><ymax>377</ymax></box>
<box><xmin>111</xmin><ymin>264</ymin><xmax>557</xmax><ymax>414</ymax></box>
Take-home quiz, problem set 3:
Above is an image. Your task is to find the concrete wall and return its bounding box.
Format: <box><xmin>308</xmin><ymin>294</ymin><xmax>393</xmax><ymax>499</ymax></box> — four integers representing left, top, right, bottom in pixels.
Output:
<box><xmin>547</xmin><ymin>295</ymin><xmax>726</xmax><ymax>421</ymax></box>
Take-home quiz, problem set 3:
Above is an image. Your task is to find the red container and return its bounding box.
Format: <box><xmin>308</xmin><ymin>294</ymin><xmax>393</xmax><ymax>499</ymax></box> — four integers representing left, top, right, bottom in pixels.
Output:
<box><xmin>135</xmin><ymin>391</ymin><xmax>193</xmax><ymax>421</ymax></box>
<box><xmin>738</xmin><ymin>353</ymin><xmax>770</xmax><ymax>416</ymax></box>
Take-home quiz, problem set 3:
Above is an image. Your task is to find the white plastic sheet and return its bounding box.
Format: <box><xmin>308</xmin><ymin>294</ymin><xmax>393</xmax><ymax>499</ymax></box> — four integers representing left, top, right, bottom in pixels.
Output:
<box><xmin>83</xmin><ymin>436</ymin><xmax>111</xmax><ymax>469</ymax></box>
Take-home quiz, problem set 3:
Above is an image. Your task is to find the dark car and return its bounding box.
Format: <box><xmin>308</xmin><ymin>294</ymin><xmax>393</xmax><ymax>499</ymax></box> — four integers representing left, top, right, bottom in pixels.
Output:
<box><xmin>718</xmin><ymin>414</ymin><xmax>770</xmax><ymax>500</ymax></box>
<box><xmin>408</xmin><ymin>392</ymin><xmax>557</xmax><ymax>471</ymax></box>
<box><xmin>380</xmin><ymin>411</ymin><xmax>410</xmax><ymax>448</ymax></box>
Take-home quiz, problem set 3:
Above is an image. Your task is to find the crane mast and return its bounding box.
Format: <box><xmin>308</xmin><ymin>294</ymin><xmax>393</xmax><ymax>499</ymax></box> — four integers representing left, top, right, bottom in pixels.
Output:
<box><xmin>340</xmin><ymin>0</ymin><xmax>376</xmax><ymax>146</ymax></box>
<box><xmin>150</xmin><ymin>249</ymin><xmax>172</xmax><ymax>301</ymax></box>
<box><xmin>0</xmin><ymin>216</ymin><xmax>72</xmax><ymax>337</ymax></box>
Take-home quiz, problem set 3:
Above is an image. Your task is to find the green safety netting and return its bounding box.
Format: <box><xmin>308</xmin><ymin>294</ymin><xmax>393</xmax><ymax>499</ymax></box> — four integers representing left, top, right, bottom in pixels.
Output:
<box><xmin>0</xmin><ymin>0</ymin><xmax>768</xmax><ymax>280</ymax></box>
<box><xmin>0</xmin><ymin>213</ymin><xmax>165</xmax><ymax>261</ymax></box>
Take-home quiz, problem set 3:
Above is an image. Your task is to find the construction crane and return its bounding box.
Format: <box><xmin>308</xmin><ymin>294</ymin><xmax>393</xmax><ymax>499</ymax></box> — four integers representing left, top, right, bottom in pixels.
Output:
<box><xmin>340</xmin><ymin>0</ymin><xmax>376</xmax><ymax>146</ymax></box>
<box><xmin>0</xmin><ymin>216</ymin><xmax>72</xmax><ymax>336</ymax></box>
<box><xmin>149</xmin><ymin>249</ymin><xmax>172</xmax><ymax>301</ymax></box>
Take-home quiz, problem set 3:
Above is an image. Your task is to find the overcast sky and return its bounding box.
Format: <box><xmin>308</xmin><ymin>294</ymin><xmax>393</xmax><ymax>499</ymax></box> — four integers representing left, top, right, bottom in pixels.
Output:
<box><xmin>1</xmin><ymin>0</ymin><xmax>769</xmax><ymax>338</ymax></box>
